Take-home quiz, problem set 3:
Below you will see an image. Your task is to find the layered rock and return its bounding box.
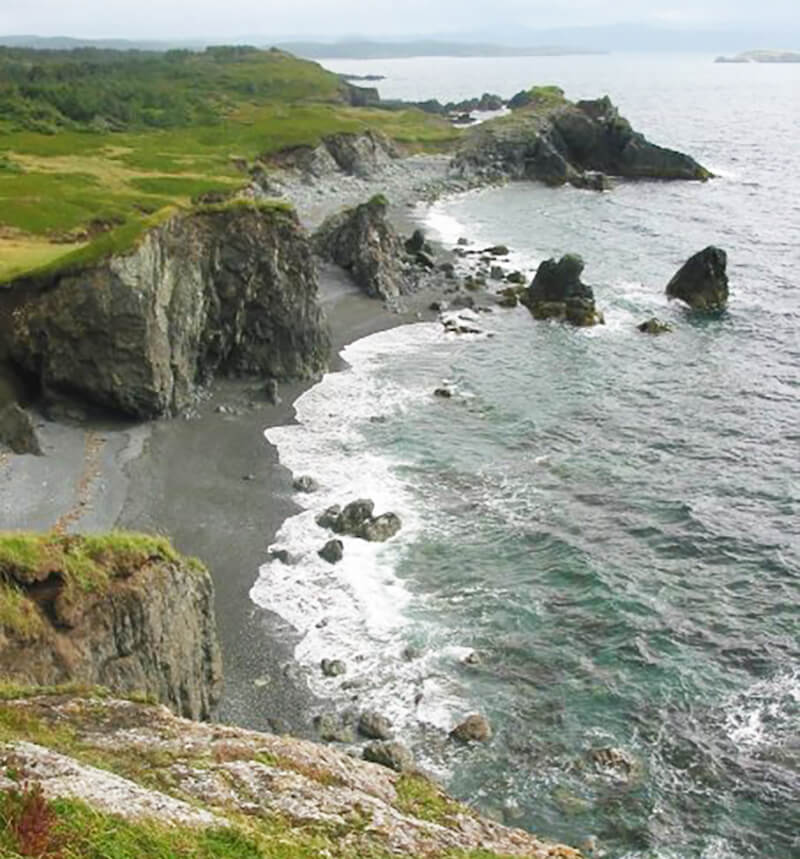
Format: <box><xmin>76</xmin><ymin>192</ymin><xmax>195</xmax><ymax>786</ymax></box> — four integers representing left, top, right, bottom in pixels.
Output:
<box><xmin>313</xmin><ymin>195</ymin><xmax>409</xmax><ymax>300</ymax></box>
<box><xmin>268</xmin><ymin>130</ymin><xmax>398</xmax><ymax>180</ymax></box>
<box><xmin>0</xmin><ymin>534</ymin><xmax>222</xmax><ymax>720</ymax></box>
<box><xmin>0</xmin><ymin>694</ymin><xmax>584</xmax><ymax>857</ymax></box>
<box><xmin>666</xmin><ymin>246</ymin><xmax>729</xmax><ymax>311</ymax></box>
<box><xmin>452</xmin><ymin>93</ymin><xmax>711</xmax><ymax>187</ymax></box>
<box><xmin>0</xmin><ymin>205</ymin><xmax>330</xmax><ymax>419</ymax></box>
<box><xmin>522</xmin><ymin>254</ymin><xmax>603</xmax><ymax>326</ymax></box>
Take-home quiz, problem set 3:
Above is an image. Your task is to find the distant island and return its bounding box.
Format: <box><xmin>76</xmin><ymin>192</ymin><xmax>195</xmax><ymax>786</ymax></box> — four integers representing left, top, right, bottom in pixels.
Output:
<box><xmin>274</xmin><ymin>39</ymin><xmax>605</xmax><ymax>59</ymax></box>
<box><xmin>715</xmin><ymin>49</ymin><xmax>800</xmax><ymax>63</ymax></box>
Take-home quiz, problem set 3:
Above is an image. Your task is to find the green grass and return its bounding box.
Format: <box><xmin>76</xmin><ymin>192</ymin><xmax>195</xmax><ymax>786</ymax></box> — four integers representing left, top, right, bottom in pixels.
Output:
<box><xmin>0</xmin><ymin>532</ymin><xmax>197</xmax><ymax>638</ymax></box>
<box><xmin>0</xmin><ymin>46</ymin><xmax>458</xmax><ymax>281</ymax></box>
<box><xmin>394</xmin><ymin>774</ymin><xmax>467</xmax><ymax>826</ymax></box>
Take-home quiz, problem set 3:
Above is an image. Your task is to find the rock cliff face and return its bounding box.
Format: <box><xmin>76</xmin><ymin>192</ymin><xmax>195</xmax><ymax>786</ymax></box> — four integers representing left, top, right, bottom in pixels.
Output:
<box><xmin>313</xmin><ymin>195</ymin><xmax>409</xmax><ymax>300</ymax></box>
<box><xmin>268</xmin><ymin>129</ymin><xmax>399</xmax><ymax>180</ymax></box>
<box><xmin>0</xmin><ymin>534</ymin><xmax>222</xmax><ymax>721</ymax></box>
<box><xmin>0</xmin><ymin>204</ymin><xmax>330</xmax><ymax>419</ymax></box>
<box><xmin>452</xmin><ymin>95</ymin><xmax>711</xmax><ymax>187</ymax></box>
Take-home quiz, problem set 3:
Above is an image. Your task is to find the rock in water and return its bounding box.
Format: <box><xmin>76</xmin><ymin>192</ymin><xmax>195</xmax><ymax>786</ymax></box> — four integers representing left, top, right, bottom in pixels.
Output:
<box><xmin>666</xmin><ymin>246</ymin><xmax>729</xmax><ymax>310</ymax></box>
<box><xmin>293</xmin><ymin>475</ymin><xmax>319</xmax><ymax>493</ymax></box>
<box><xmin>334</xmin><ymin>499</ymin><xmax>376</xmax><ymax>535</ymax></box>
<box><xmin>450</xmin><ymin>713</ymin><xmax>493</xmax><ymax>743</ymax></box>
<box><xmin>320</xmin><ymin>658</ymin><xmax>347</xmax><ymax>677</ymax></box>
<box><xmin>522</xmin><ymin>254</ymin><xmax>603</xmax><ymax>326</ymax></box>
<box><xmin>0</xmin><ymin>404</ymin><xmax>43</xmax><ymax>455</ymax></box>
<box><xmin>313</xmin><ymin>195</ymin><xmax>408</xmax><ymax>300</ymax></box>
<box><xmin>637</xmin><ymin>317</ymin><xmax>673</xmax><ymax>334</ymax></box>
<box><xmin>318</xmin><ymin>539</ymin><xmax>344</xmax><ymax>564</ymax></box>
<box><xmin>363</xmin><ymin>741</ymin><xmax>415</xmax><ymax>772</ymax></box>
<box><xmin>358</xmin><ymin>513</ymin><xmax>402</xmax><ymax>542</ymax></box>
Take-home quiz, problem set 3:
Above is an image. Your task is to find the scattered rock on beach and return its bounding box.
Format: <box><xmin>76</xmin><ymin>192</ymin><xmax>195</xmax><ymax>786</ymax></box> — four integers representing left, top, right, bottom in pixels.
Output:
<box><xmin>405</xmin><ymin>228</ymin><xmax>426</xmax><ymax>253</ymax></box>
<box><xmin>0</xmin><ymin>404</ymin><xmax>43</xmax><ymax>456</ymax></box>
<box><xmin>666</xmin><ymin>246</ymin><xmax>729</xmax><ymax>311</ymax></box>
<box><xmin>363</xmin><ymin>741</ymin><xmax>415</xmax><ymax>772</ymax></box>
<box><xmin>637</xmin><ymin>317</ymin><xmax>673</xmax><ymax>334</ymax></box>
<box><xmin>315</xmin><ymin>712</ymin><xmax>355</xmax><ymax>743</ymax></box>
<box><xmin>318</xmin><ymin>539</ymin><xmax>344</xmax><ymax>564</ymax></box>
<box><xmin>450</xmin><ymin>714</ymin><xmax>492</xmax><ymax>743</ymax></box>
<box><xmin>358</xmin><ymin>711</ymin><xmax>394</xmax><ymax>740</ymax></box>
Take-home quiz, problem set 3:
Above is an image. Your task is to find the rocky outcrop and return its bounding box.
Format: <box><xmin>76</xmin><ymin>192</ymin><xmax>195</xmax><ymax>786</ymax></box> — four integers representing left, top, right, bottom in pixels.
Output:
<box><xmin>666</xmin><ymin>246</ymin><xmax>729</xmax><ymax>311</ymax></box>
<box><xmin>521</xmin><ymin>254</ymin><xmax>603</xmax><ymax>326</ymax></box>
<box><xmin>313</xmin><ymin>196</ymin><xmax>409</xmax><ymax>300</ymax></box>
<box><xmin>452</xmin><ymin>93</ymin><xmax>711</xmax><ymax>187</ymax></box>
<box><xmin>0</xmin><ymin>534</ymin><xmax>222</xmax><ymax>720</ymax></box>
<box><xmin>269</xmin><ymin>130</ymin><xmax>399</xmax><ymax>180</ymax></box>
<box><xmin>0</xmin><ymin>694</ymin><xmax>584</xmax><ymax>857</ymax></box>
<box><xmin>0</xmin><ymin>205</ymin><xmax>330</xmax><ymax>419</ymax></box>
<box><xmin>317</xmin><ymin>498</ymin><xmax>403</xmax><ymax>542</ymax></box>
<box><xmin>637</xmin><ymin>317</ymin><xmax>673</xmax><ymax>334</ymax></box>
<box><xmin>0</xmin><ymin>403</ymin><xmax>42</xmax><ymax>455</ymax></box>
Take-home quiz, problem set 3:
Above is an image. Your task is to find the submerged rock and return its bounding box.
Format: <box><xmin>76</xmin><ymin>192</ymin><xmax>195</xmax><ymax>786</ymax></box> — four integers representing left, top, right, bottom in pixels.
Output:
<box><xmin>450</xmin><ymin>713</ymin><xmax>493</xmax><ymax>743</ymax></box>
<box><xmin>293</xmin><ymin>475</ymin><xmax>320</xmax><ymax>493</ymax></box>
<box><xmin>665</xmin><ymin>246</ymin><xmax>729</xmax><ymax>311</ymax></box>
<box><xmin>321</xmin><ymin>658</ymin><xmax>347</xmax><ymax>677</ymax></box>
<box><xmin>523</xmin><ymin>254</ymin><xmax>603</xmax><ymax>326</ymax></box>
<box><xmin>637</xmin><ymin>317</ymin><xmax>673</xmax><ymax>334</ymax></box>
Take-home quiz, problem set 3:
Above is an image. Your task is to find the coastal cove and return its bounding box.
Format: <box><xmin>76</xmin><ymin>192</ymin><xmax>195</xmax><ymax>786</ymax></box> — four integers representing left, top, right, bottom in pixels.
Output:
<box><xmin>0</xmin><ymin>48</ymin><xmax>797</xmax><ymax>859</ymax></box>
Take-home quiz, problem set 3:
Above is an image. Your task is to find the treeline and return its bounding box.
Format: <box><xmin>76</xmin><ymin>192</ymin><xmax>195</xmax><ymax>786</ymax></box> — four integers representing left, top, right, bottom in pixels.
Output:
<box><xmin>0</xmin><ymin>45</ymin><xmax>344</xmax><ymax>134</ymax></box>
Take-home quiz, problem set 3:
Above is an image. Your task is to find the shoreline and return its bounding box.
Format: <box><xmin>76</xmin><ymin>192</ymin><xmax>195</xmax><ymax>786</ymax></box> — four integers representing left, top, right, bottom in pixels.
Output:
<box><xmin>0</xmin><ymin>156</ymin><xmax>478</xmax><ymax>737</ymax></box>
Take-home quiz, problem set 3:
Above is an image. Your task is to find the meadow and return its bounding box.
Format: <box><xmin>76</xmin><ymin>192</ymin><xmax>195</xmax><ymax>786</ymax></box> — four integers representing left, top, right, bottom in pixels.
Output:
<box><xmin>0</xmin><ymin>46</ymin><xmax>458</xmax><ymax>282</ymax></box>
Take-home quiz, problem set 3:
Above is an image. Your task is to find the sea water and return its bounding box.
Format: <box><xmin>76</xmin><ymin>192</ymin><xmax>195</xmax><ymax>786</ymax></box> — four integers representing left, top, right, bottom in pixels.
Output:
<box><xmin>251</xmin><ymin>54</ymin><xmax>800</xmax><ymax>857</ymax></box>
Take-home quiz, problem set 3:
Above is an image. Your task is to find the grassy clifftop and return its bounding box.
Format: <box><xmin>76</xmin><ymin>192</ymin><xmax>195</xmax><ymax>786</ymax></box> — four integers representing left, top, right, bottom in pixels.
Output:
<box><xmin>0</xmin><ymin>46</ymin><xmax>457</xmax><ymax>282</ymax></box>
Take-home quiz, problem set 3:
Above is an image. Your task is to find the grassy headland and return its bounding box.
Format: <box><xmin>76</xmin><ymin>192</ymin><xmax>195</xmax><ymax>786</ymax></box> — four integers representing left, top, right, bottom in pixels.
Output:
<box><xmin>0</xmin><ymin>45</ymin><xmax>458</xmax><ymax>282</ymax></box>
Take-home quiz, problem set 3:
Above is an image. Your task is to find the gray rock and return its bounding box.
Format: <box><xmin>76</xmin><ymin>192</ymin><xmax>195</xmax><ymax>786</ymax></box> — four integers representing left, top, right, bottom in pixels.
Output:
<box><xmin>523</xmin><ymin>254</ymin><xmax>603</xmax><ymax>327</ymax></box>
<box><xmin>402</xmin><ymin>644</ymin><xmax>423</xmax><ymax>661</ymax></box>
<box><xmin>316</xmin><ymin>505</ymin><xmax>342</xmax><ymax>529</ymax></box>
<box><xmin>434</xmin><ymin>387</ymin><xmax>453</xmax><ymax>399</ymax></box>
<box><xmin>358</xmin><ymin>512</ymin><xmax>402</xmax><ymax>542</ymax></box>
<box><xmin>358</xmin><ymin>710</ymin><xmax>394</xmax><ymax>740</ymax></box>
<box><xmin>415</xmin><ymin>251</ymin><xmax>436</xmax><ymax>270</ymax></box>
<box><xmin>321</xmin><ymin>658</ymin><xmax>347</xmax><ymax>677</ymax></box>
<box><xmin>4</xmin><ymin>207</ymin><xmax>330</xmax><ymax>419</ymax></box>
<box><xmin>0</xmin><ymin>404</ymin><xmax>43</xmax><ymax>455</ymax></box>
<box><xmin>334</xmin><ymin>499</ymin><xmax>375</xmax><ymax>535</ymax></box>
<box><xmin>450</xmin><ymin>713</ymin><xmax>492</xmax><ymax>743</ymax></box>
<box><xmin>490</xmin><ymin>265</ymin><xmax>505</xmax><ymax>281</ymax></box>
<box><xmin>506</xmin><ymin>270</ymin><xmax>526</xmax><ymax>284</ymax></box>
<box><xmin>315</xmin><ymin>712</ymin><xmax>355</xmax><ymax>743</ymax></box>
<box><xmin>313</xmin><ymin>195</ymin><xmax>407</xmax><ymax>300</ymax></box>
<box><xmin>637</xmin><ymin>317</ymin><xmax>673</xmax><ymax>334</ymax></box>
<box><xmin>405</xmin><ymin>228</ymin><xmax>426</xmax><ymax>253</ymax></box>
<box><xmin>268</xmin><ymin>548</ymin><xmax>295</xmax><ymax>565</ymax></box>
<box><xmin>363</xmin><ymin>740</ymin><xmax>415</xmax><ymax>772</ymax></box>
<box><xmin>318</xmin><ymin>539</ymin><xmax>344</xmax><ymax>564</ymax></box>
<box><xmin>666</xmin><ymin>246</ymin><xmax>729</xmax><ymax>311</ymax></box>
<box><xmin>264</xmin><ymin>378</ymin><xmax>281</xmax><ymax>405</ymax></box>
<box><xmin>293</xmin><ymin>475</ymin><xmax>320</xmax><ymax>493</ymax></box>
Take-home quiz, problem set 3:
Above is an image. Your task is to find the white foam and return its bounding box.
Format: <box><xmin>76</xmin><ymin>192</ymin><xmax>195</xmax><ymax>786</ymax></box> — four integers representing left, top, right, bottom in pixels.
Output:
<box><xmin>250</xmin><ymin>321</ymin><xmax>490</xmax><ymax>734</ymax></box>
<box><xmin>722</xmin><ymin>670</ymin><xmax>800</xmax><ymax>748</ymax></box>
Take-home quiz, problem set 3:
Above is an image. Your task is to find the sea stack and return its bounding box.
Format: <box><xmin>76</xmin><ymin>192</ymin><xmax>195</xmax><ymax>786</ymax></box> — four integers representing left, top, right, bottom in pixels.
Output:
<box><xmin>666</xmin><ymin>246</ymin><xmax>729</xmax><ymax>311</ymax></box>
<box><xmin>522</xmin><ymin>254</ymin><xmax>604</xmax><ymax>326</ymax></box>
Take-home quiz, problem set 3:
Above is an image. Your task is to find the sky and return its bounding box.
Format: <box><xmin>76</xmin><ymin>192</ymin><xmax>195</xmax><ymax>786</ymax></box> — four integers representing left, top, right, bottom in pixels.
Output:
<box><xmin>0</xmin><ymin>0</ymin><xmax>797</xmax><ymax>41</ymax></box>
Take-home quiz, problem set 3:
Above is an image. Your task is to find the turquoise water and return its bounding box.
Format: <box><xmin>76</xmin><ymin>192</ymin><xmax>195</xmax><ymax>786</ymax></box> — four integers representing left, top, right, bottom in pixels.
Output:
<box><xmin>256</xmin><ymin>55</ymin><xmax>800</xmax><ymax>857</ymax></box>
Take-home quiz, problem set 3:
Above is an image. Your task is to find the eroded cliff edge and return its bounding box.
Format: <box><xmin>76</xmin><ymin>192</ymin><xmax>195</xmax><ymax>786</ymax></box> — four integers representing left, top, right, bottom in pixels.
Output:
<box><xmin>0</xmin><ymin>533</ymin><xmax>222</xmax><ymax>720</ymax></box>
<box><xmin>0</xmin><ymin>202</ymin><xmax>330</xmax><ymax>419</ymax></box>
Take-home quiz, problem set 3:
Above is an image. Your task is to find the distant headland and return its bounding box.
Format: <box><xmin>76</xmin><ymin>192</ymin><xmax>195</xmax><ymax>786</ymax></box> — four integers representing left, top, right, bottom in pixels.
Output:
<box><xmin>715</xmin><ymin>49</ymin><xmax>800</xmax><ymax>63</ymax></box>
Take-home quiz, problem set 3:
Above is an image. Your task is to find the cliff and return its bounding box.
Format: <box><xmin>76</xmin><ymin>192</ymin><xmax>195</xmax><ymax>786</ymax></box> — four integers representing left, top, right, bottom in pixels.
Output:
<box><xmin>0</xmin><ymin>203</ymin><xmax>330</xmax><ymax>419</ymax></box>
<box><xmin>0</xmin><ymin>533</ymin><xmax>222</xmax><ymax>720</ymax></box>
<box><xmin>0</xmin><ymin>691</ymin><xmax>583</xmax><ymax>858</ymax></box>
<box><xmin>451</xmin><ymin>92</ymin><xmax>711</xmax><ymax>187</ymax></box>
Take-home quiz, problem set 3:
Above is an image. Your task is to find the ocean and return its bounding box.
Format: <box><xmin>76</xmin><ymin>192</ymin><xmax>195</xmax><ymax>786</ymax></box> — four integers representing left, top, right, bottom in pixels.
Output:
<box><xmin>251</xmin><ymin>54</ymin><xmax>800</xmax><ymax>857</ymax></box>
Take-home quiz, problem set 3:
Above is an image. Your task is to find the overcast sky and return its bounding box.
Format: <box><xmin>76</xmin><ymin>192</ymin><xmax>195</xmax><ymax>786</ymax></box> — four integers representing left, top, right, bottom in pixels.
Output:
<box><xmin>1</xmin><ymin>0</ymin><xmax>797</xmax><ymax>40</ymax></box>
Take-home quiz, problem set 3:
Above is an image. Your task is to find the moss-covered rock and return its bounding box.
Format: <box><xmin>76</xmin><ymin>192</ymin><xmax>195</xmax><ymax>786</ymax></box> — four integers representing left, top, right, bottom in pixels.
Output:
<box><xmin>0</xmin><ymin>533</ymin><xmax>222</xmax><ymax>720</ymax></box>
